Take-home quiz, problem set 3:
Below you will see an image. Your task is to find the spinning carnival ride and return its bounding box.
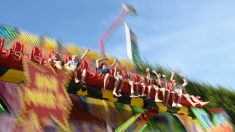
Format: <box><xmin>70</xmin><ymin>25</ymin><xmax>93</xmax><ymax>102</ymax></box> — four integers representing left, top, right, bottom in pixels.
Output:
<box><xmin>0</xmin><ymin>4</ymin><xmax>233</xmax><ymax>132</ymax></box>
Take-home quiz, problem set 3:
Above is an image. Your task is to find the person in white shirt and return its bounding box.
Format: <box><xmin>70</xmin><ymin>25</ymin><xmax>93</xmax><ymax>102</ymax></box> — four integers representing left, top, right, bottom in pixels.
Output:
<box><xmin>64</xmin><ymin>49</ymin><xmax>89</xmax><ymax>83</ymax></box>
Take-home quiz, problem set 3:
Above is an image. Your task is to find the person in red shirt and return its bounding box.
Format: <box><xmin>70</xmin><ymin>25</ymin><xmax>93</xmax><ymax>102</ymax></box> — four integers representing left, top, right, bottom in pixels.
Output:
<box><xmin>145</xmin><ymin>67</ymin><xmax>161</xmax><ymax>101</ymax></box>
<box><xmin>153</xmin><ymin>70</ymin><xmax>168</xmax><ymax>103</ymax></box>
<box><xmin>121</xmin><ymin>65</ymin><xmax>137</xmax><ymax>97</ymax></box>
<box><xmin>133</xmin><ymin>73</ymin><xmax>141</xmax><ymax>97</ymax></box>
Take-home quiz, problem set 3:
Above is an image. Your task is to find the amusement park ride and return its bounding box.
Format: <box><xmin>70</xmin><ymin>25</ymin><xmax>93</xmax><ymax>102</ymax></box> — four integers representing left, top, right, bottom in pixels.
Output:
<box><xmin>1</xmin><ymin>3</ymin><xmax>228</xmax><ymax>132</ymax></box>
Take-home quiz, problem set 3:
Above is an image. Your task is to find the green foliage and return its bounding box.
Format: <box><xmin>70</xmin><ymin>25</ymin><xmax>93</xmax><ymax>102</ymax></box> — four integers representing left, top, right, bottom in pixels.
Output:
<box><xmin>135</xmin><ymin>63</ymin><xmax>235</xmax><ymax>124</ymax></box>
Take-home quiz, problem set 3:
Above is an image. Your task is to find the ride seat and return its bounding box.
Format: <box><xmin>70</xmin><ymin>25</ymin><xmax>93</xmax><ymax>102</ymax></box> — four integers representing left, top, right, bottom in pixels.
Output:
<box><xmin>0</xmin><ymin>38</ymin><xmax>3</xmax><ymax>52</ymax></box>
<box><xmin>109</xmin><ymin>68</ymin><xmax>115</xmax><ymax>77</ymax></box>
<box><xmin>0</xmin><ymin>38</ymin><xmax>10</xmax><ymax>59</ymax></box>
<box><xmin>48</xmin><ymin>51</ymin><xmax>55</xmax><ymax>58</ymax></box>
<box><xmin>30</xmin><ymin>47</ymin><xmax>44</xmax><ymax>64</ymax></box>
<box><xmin>133</xmin><ymin>73</ymin><xmax>141</xmax><ymax>83</ymax></box>
<box><xmin>65</xmin><ymin>55</ymin><xmax>71</xmax><ymax>64</ymax></box>
<box><xmin>81</xmin><ymin>59</ymin><xmax>90</xmax><ymax>70</ymax></box>
<box><xmin>167</xmin><ymin>82</ymin><xmax>172</xmax><ymax>91</ymax></box>
<box><xmin>11</xmin><ymin>41</ymin><xmax>24</xmax><ymax>61</ymax></box>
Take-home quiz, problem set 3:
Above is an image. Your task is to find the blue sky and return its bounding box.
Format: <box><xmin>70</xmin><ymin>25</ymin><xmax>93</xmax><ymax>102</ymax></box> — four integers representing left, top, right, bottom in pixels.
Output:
<box><xmin>1</xmin><ymin>0</ymin><xmax>235</xmax><ymax>90</ymax></box>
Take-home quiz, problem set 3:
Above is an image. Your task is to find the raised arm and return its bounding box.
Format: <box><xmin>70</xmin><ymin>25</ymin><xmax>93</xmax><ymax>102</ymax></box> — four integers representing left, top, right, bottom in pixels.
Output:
<box><xmin>153</xmin><ymin>70</ymin><xmax>161</xmax><ymax>86</ymax></box>
<box><xmin>179</xmin><ymin>73</ymin><xmax>188</xmax><ymax>87</ymax></box>
<box><xmin>80</xmin><ymin>49</ymin><xmax>89</xmax><ymax>61</ymax></box>
<box><xmin>96</xmin><ymin>58</ymin><xmax>108</xmax><ymax>68</ymax></box>
<box><xmin>170</xmin><ymin>71</ymin><xmax>175</xmax><ymax>82</ymax></box>
<box><xmin>110</xmin><ymin>58</ymin><xmax>118</xmax><ymax>69</ymax></box>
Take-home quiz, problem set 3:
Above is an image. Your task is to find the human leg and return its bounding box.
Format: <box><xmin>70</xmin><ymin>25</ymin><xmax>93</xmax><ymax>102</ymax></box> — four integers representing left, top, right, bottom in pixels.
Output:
<box><xmin>113</xmin><ymin>76</ymin><xmax>120</xmax><ymax>96</ymax></box>
<box><xmin>184</xmin><ymin>94</ymin><xmax>197</xmax><ymax>107</ymax></box>
<box><xmin>175</xmin><ymin>89</ymin><xmax>183</xmax><ymax>107</ymax></box>
<box><xmin>129</xmin><ymin>81</ymin><xmax>135</xmax><ymax>97</ymax></box>
<box><xmin>103</xmin><ymin>73</ymin><xmax>110</xmax><ymax>90</ymax></box>
<box><xmin>141</xmin><ymin>84</ymin><xmax>146</xmax><ymax>96</ymax></box>
<box><xmin>190</xmin><ymin>95</ymin><xmax>209</xmax><ymax>106</ymax></box>
<box><xmin>165</xmin><ymin>90</ymin><xmax>170</xmax><ymax>105</ymax></box>
<box><xmin>74</xmin><ymin>69</ymin><xmax>79</xmax><ymax>83</ymax></box>
<box><xmin>154</xmin><ymin>86</ymin><xmax>162</xmax><ymax>102</ymax></box>
<box><xmin>81</xmin><ymin>69</ymin><xmax>87</xmax><ymax>83</ymax></box>
<box><xmin>118</xmin><ymin>77</ymin><xmax>124</xmax><ymax>97</ymax></box>
<box><xmin>172</xmin><ymin>91</ymin><xmax>177</xmax><ymax>107</ymax></box>
<box><xmin>147</xmin><ymin>85</ymin><xmax>152</xmax><ymax>98</ymax></box>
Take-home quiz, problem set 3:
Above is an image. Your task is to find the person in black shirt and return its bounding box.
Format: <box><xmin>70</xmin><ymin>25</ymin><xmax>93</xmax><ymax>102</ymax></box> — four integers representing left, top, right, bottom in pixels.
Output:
<box><xmin>96</xmin><ymin>58</ymin><xmax>117</xmax><ymax>90</ymax></box>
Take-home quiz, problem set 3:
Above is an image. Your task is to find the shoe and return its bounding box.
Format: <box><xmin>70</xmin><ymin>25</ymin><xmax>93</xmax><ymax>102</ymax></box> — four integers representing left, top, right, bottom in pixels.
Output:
<box><xmin>113</xmin><ymin>92</ymin><xmax>118</xmax><ymax>97</ymax></box>
<box><xmin>176</xmin><ymin>104</ymin><xmax>182</xmax><ymax>107</ymax></box>
<box><xmin>130</xmin><ymin>94</ymin><xmax>136</xmax><ymax>98</ymax></box>
<box><xmin>155</xmin><ymin>99</ymin><xmax>162</xmax><ymax>103</ymax></box>
<box><xmin>172</xmin><ymin>102</ymin><xmax>177</xmax><ymax>107</ymax></box>
<box><xmin>75</xmin><ymin>78</ymin><xmax>80</xmax><ymax>83</ymax></box>
<box><xmin>200</xmin><ymin>101</ymin><xmax>209</xmax><ymax>106</ymax></box>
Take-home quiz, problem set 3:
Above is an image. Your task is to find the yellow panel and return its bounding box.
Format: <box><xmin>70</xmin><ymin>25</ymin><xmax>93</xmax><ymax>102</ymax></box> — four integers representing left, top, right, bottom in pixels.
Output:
<box><xmin>177</xmin><ymin>106</ymin><xmax>188</xmax><ymax>115</ymax></box>
<box><xmin>0</xmin><ymin>69</ymin><xmax>24</xmax><ymax>83</ymax></box>
<box><xmin>156</xmin><ymin>103</ymin><xmax>168</xmax><ymax>112</ymax></box>
<box><xmin>66</xmin><ymin>45</ymin><xmax>81</xmax><ymax>55</ymax></box>
<box><xmin>102</xmin><ymin>90</ymin><xmax>118</xmax><ymax>102</ymax></box>
<box><xmin>87</xmin><ymin>97</ymin><xmax>106</xmax><ymax>106</ymax></box>
<box><xmin>131</xmin><ymin>97</ymin><xmax>144</xmax><ymax>107</ymax></box>
<box><xmin>77</xmin><ymin>87</ymin><xmax>88</xmax><ymax>96</ymax></box>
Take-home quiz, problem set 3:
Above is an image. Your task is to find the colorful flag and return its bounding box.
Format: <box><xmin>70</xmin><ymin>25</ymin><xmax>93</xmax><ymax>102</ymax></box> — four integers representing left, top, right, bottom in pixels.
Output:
<box><xmin>125</xmin><ymin>23</ymin><xmax>142</xmax><ymax>66</ymax></box>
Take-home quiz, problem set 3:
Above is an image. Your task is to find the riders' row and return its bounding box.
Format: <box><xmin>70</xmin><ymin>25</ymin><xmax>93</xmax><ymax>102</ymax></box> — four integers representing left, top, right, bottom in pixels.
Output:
<box><xmin>48</xmin><ymin>49</ymin><xmax>209</xmax><ymax>108</ymax></box>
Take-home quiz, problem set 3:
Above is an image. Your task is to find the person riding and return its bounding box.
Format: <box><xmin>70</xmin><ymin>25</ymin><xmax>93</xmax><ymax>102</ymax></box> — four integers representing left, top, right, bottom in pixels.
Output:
<box><xmin>112</xmin><ymin>61</ymin><xmax>124</xmax><ymax>97</ymax></box>
<box><xmin>133</xmin><ymin>73</ymin><xmax>141</xmax><ymax>97</ymax></box>
<box><xmin>144</xmin><ymin>67</ymin><xmax>158</xmax><ymax>100</ymax></box>
<box><xmin>153</xmin><ymin>70</ymin><xmax>168</xmax><ymax>103</ymax></box>
<box><xmin>122</xmin><ymin>65</ymin><xmax>137</xmax><ymax>97</ymax></box>
<box><xmin>64</xmin><ymin>49</ymin><xmax>89</xmax><ymax>83</ymax></box>
<box><xmin>48</xmin><ymin>53</ymin><xmax>63</xmax><ymax>70</ymax></box>
<box><xmin>170</xmin><ymin>71</ymin><xmax>187</xmax><ymax>107</ymax></box>
<box><xmin>140</xmin><ymin>74</ymin><xmax>147</xmax><ymax>97</ymax></box>
<box><xmin>96</xmin><ymin>57</ymin><xmax>117</xmax><ymax>90</ymax></box>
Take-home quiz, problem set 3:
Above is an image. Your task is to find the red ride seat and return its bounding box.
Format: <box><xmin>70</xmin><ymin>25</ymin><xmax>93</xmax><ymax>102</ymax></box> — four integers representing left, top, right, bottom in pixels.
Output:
<box><xmin>65</xmin><ymin>55</ymin><xmax>71</xmax><ymax>64</ymax></box>
<box><xmin>0</xmin><ymin>38</ymin><xmax>3</xmax><ymax>53</ymax></box>
<box><xmin>11</xmin><ymin>41</ymin><xmax>24</xmax><ymax>62</ymax></box>
<box><xmin>30</xmin><ymin>47</ymin><xmax>44</xmax><ymax>64</ymax></box>
<box><xmin>0</xmin><ymin>38</ymin><xmax>10</xmax><ymax>59</ymax></box>
<box><xmin>81</xmin><ymin>59</ymin><xmax>89</xmax><ymax>70</ymax></box>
